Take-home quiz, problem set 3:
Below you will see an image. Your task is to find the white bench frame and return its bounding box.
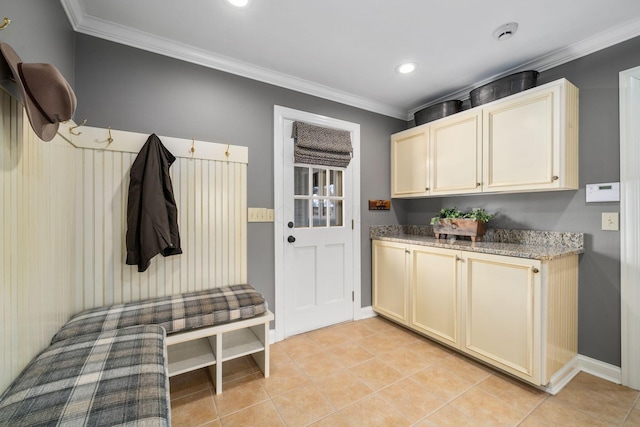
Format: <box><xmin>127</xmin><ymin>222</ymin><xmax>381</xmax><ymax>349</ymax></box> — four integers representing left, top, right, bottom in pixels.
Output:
<box><xmin>165</xmin><ymin>310</ymin><xmax>274</xmax><ymax>394</ymax></box>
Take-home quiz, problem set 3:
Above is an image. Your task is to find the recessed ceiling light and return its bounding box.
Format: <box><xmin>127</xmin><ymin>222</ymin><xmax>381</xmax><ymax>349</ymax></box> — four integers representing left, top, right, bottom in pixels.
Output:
<box><xmin>396</xmin><ymin>62</ymin><xmax>417</xmax><ymax>74</ymax></box>
<box><xmin>227</xmin><ymin>0</ymin><xmax>249</xmax><ymax>7</ymax></box>
<box><xmin>493</xmin><ymin>22</ymin><xmax>518</xmax><ymax>41</ymax></box>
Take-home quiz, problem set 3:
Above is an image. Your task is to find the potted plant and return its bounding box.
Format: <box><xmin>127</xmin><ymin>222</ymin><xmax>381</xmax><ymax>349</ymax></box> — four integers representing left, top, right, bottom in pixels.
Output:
<box><xmin>430</xmin><ymin>207</ymin><xmax>494</xmax><ymax>242</ymax></box>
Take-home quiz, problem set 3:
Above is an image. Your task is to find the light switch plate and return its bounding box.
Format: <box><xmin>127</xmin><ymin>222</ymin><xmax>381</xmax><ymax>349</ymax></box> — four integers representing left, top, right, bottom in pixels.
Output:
<box><xmin>602</xmin><ymin>212</ymin><xmax>619</xmax><ymax>231</ymax></box>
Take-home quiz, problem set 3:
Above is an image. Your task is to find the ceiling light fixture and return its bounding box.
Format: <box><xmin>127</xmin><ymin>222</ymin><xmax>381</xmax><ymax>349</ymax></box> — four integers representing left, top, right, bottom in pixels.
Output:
<box><xmin>396</xmin><ymin>62</ymin><xmax>417</xmax><ymax>74</ymax></box>
<box><xmin>493</xmin><ymin>22</ymin><xmax>519</xmax><ymax>41</ymax></box>
<box><xmin>227</xmin><ymin>0</ymin><xmax>249</xmax><ymax>7</ymax></box>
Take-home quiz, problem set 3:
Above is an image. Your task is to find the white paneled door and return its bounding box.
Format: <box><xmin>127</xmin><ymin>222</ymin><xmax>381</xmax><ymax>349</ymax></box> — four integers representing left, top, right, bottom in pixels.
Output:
<box><xmin>274</xmin><ymin>107</ymin><xmax>361</xmax><ymax>340</ymax></box>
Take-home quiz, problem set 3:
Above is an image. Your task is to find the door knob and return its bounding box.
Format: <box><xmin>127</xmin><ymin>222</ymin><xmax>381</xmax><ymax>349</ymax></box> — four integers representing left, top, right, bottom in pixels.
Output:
<box><xmin>287</xmin><ymin>235</ymin><xmax>296</xmax><ymax>243</ymax></box>
<box><xmin>288</xmin><ymin>221</ymin><xmax>294</xmax><ymax>228</ymax></box>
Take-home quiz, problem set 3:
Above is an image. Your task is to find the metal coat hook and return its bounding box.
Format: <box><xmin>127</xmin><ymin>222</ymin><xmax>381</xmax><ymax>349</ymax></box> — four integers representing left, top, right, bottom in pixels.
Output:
<box><xmin>190</xmin><ymin>138</ymin><xmax>196</xmax><ymax>156</ymax></box>
<box><xmin>69</xmin><ymin>118</ymin><xmax>87</xmax><ymax>136</ymax></box>
<box><xmin>225</xmin><ymin>144</ymin><xmax>230</xmax><ymax>158</ymax></box>
<box><xmin>107</xmin><ymin>126</ymin><xmax>113</xmax><ymax>144</ymax></box>
<box><xmin>0</xmin><ymin>18</ymin><xmax>11</xmax><ymax>31</ymax></box>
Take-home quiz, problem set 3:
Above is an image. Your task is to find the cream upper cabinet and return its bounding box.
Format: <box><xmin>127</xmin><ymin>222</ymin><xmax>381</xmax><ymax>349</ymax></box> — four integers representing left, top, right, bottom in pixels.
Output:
<box><xmin>483</xmin><ymin>79</ymin><xmax>579</xmax><ymax>193</ymax></box>
<box><xmin>391</xmin><ymin>78</ymin><xmax>579</xmax><ymax>198</ymax></box>
<box><xmin>391</xmin><ymin>126</ymin><xmax>429</xmax><ymax>198</ymax></box>
<box><xmin>410</xmin><ymin>246</ymin><xmax>460</xmax><ymax>348</ymax></box>
<box><xmin>461</xmin><ymin>252</ymin><xmax>542</xmax><ymax>384</ymax></box>
<box><xmin>372</xmin><ymin>240</ymin><xmax>409</xmax><ymax>325</ymax></box>
<box><xmin>429</xmin><ymin>110</ymin><xmax>482</xmax><ymax>196</ymax></box>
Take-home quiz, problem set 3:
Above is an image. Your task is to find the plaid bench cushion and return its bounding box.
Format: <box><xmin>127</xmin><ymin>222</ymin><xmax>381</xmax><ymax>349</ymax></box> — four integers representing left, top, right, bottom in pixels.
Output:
<box><xmin>51</xmin><ymin>284</ymin><xmax>267</xmax><ymax>344</ymax></box>
<box><xmin>0</xmin><ymin>325</ymin><xmax>170</xmax><ymax>427</ymax></box>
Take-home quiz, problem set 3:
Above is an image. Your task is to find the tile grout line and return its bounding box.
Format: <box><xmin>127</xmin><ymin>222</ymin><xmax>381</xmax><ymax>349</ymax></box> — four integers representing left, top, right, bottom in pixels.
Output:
<box><xmin>619</xmin><ymin>392</ymin><xmax>640</xmax><ymax>426</ymax></box>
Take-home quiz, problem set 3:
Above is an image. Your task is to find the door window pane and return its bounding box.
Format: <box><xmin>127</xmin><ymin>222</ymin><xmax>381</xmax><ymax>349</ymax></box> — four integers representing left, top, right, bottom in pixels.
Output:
<box><xmin>294</xmin><ymin>199</ymin><xmax>309</xmax><ymax>227</ymax></box>
<box><xmin>312</xmin><ymin>199</ymin><xmax>326</xmax><ymax>227</ymax></box>
<box><xmin>294</xmin><ymin>167</ymin><xmax>309</xmax><ymax>196</ymax></box>
<box><xmin>294</xmin><ymin>166</ymin><xmax>345</xmax><ymax>229</ymax></box>
<box><xmin>312</xmin><ymin>168</ymin><xmax>326</xmax><ymax>197</ymax></box>
<box><xmin>329</xmin><ymin>170</ymin><xmax>343</xmax><ymax>197</ymax></box>
<box><xmin>330</xmin><ymin>200</ymin><xmax>343</xmax><ymax>227</ymax></box>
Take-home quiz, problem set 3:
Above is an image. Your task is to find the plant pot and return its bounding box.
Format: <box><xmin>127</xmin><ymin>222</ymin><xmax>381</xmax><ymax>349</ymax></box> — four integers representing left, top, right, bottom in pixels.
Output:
<box><xmin>432</xmin><ymin>219</ymin><xmax>487</xmax><ymax>242</ymax></box>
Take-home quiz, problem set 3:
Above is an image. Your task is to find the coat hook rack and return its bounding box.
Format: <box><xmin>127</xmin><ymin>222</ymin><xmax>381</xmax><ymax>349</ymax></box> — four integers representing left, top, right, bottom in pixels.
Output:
<box><xmin>69</xmin><ymin>118</ymin><xmax>87</xmax><ymax>136</ymax></box>
<box><xmin>0</xmin><ymin>18</ymin><xmax>11</xmax><ymax>31</ymax></box>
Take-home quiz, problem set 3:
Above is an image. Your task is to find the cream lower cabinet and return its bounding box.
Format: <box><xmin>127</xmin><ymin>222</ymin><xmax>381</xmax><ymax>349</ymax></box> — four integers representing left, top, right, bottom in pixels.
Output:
<box><xmin>372</xmin><ymin>240</ymin><xmax>410</xmax><ymax>325</ymax></box>
<box><xmin>372</xmin><ymin>240</ymin><xmax>578</xmax><ymax>387</ymax></box>
<box><xmin>410</xmin><ymin>246</ymin><xmax>460</xmax><ymax>348</ymax></box>
<box><xmin>372</xmin><ymin>241</ymin><xmax>460</xmax><ymax>347</ymax></box>
<box><xmin>461</xmin><ymin>252</ymin><xmax>543</xmax><ymax>384</ymax></box>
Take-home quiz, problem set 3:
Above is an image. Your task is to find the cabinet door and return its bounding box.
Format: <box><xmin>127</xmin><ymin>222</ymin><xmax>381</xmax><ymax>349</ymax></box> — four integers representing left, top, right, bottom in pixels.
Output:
<box><xmin>483</xmin><ymin>85</ymin><xmax>560</xmax><ymax>192</ymax></box>
<box><xmin>372</xmin><ymin>240</ymin><xmax>409</xmax><ymax>325</ymax></box>
<box><xmin>429</xmin><ymin>111</ymin><xmax>482</xmax><ymax>195</ymax></box>
<box><xmin>461</xmin><ymin>252</ymin><xmax>542</xmax><ymax>384</ymax></box>
<box><xmin>391</xmin><ymin>126</ymin><xmax>429</xmax><ymax>198</ymax></box>
<box><xmin>410</xmin><ymin>246</ymin><xmax>460</xmax><ymax>348</ymax></box>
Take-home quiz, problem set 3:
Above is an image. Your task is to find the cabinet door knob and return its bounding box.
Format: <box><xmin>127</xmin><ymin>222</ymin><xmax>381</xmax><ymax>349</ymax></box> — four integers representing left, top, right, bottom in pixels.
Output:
<box><xmin>476</xmin><ymin>182</ymin><xmax>481</xmax><ymax>187</ymax></box>
<box><xmin>455</xmin><ymin>256</ymin><xmax>461</xmax><ymax>261</ymax></box>
<box><xmin>552</xmin><ymin>176</ymin><xmax>559</xmax><ymax>181</ymax></box>
<box><xmin>532</xmin><ymin>267</ymin><xmax>540</xmax><ymax>273</ymax></box>
<box><xmin>425</xmin><ymin>187</ymin><xmax>429</xmax><ymax>191</ymax></box>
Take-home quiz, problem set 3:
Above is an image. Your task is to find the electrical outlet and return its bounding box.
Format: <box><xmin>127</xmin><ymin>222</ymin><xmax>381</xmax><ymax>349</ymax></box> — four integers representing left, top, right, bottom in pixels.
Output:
<box><xmin>602</xmin><ymin>212</ymin><xmax>619</xmax><ymax>231</ymax></box>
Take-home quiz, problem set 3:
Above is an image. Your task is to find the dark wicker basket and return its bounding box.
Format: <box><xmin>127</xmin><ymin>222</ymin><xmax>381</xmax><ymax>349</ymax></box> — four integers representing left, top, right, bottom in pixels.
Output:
<box><xmin>414</xmin><ymin>100</ymin><xmax>462</xmax><ymax>126</ymax></box>
<box><xmin>470</xmin><ymin>70</ymin><xmax>539</xmax><ymax>107</ymax></box>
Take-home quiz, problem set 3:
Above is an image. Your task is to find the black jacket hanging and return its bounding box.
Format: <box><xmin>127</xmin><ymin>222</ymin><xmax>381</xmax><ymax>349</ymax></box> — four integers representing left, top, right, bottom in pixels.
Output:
<box><xmin>126</xmin><ymin>133</ymin><xmax>182</xmax><ymax>272</ymax></box>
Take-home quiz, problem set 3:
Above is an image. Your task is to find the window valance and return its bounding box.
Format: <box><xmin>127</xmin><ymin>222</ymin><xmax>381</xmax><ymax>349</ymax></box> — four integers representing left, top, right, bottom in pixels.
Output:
<box><xmin>292</xmin><ymin>121</ymin><xmax>352</xmax><ymax>168</ymax></box>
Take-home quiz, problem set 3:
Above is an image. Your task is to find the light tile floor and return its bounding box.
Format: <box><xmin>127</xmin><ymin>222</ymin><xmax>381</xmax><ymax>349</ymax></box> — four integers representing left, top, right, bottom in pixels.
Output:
<box><xmin>169</xmin><ymin>316</ymin><xmax>640</xmax><ymax>426</ymax></box>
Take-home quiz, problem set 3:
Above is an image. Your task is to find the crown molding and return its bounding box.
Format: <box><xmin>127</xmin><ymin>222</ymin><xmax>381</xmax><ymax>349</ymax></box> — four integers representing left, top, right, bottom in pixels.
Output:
<box><xmin>61</xmin><ymin>1</ymin><xmax>640</xmax><ymax>122</ymax></box>
<box><xmin>60</xmin><ymin>0</ymin><xmax>408</xmax><ymax>120</ymax></box>
<box><xmin>409</xmin><ymin>16</ymin><xmax>640</xmax><ymax>118</ymax></box>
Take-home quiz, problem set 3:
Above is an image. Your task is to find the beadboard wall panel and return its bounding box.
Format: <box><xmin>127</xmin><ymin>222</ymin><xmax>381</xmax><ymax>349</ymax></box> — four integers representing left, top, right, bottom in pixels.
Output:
<box><xmin>0</xmin><ymin>90</ymin><xmax>77</xmax><ymax>392</ymax></box>
<box><xmin>2</xmin><ymin>98</ymin><xmax>248</xmax><ymax>392</ymax></box>
<box><xmin>73</xmin><ymin>149</ymin><xmax>248</xmax><ymax>311</ymax></box>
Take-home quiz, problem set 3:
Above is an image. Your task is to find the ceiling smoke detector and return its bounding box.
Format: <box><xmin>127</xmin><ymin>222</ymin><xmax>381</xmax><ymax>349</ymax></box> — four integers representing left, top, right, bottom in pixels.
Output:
<box><xmin>493</xmin><ymin>22</ymin><xmax>519</xmax><ymax>41</ymax></box>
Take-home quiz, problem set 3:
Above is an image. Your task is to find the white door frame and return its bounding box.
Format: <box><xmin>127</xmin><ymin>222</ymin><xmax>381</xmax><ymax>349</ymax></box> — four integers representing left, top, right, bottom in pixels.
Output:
<box><xmin>273</xmin><ymin>105</ymin><xmax>361</xmax><ymax>343</ymax></box>
<box><xmin>620</xmin><ymin>66</ymin><xmax>640</xmax><ymax>390</ymax></box>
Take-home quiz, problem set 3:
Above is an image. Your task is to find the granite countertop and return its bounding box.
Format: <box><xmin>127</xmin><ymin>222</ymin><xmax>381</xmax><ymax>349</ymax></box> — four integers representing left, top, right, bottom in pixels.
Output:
<box><xmin>370</xmin><ymin>225</ymin><xmax>584</xmax><ymax>261</ymax></box>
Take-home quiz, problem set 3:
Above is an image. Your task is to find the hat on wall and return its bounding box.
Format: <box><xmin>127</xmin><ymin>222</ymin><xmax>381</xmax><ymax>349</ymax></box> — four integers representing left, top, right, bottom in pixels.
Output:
<box><xmin>0</xmin><ymin>43</ymin><xmax>76</xmax><ymax>142</ymax></box>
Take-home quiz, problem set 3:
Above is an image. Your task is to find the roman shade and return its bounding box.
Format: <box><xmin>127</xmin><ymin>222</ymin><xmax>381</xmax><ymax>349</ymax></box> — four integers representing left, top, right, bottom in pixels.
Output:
<box><xmin>292</xmin><ymin>121</ymin><xmax>352</xmax><ymax>168</ymax></box>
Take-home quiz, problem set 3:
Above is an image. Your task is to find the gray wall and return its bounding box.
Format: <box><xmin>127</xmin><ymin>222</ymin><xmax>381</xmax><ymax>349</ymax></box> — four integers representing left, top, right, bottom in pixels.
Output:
<box><xmin>9</xmin><ymin>0</ymin><xmax>635</xmax><ymax>367</ymax></box>
<box><xmin>72</xmin><ymin>34</ymin><xmax>406</xmax><ymax>312</ymax></box>
<box><xmin>400</xmin><ymin>36</ymin><xmax>640</xmax><ymax>366</ymax></box>
<box><xmin>0</xmin><ymin>0</ymin><xmax>74</xmax><ymax>86</ymax></box>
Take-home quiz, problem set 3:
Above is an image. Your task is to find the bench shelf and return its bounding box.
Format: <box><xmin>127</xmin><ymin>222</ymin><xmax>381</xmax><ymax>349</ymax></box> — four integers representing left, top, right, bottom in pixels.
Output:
<box><xmin>165</xmin><ymin>310</ymin><xmax>273</xmax><ymax>394</ymax></box>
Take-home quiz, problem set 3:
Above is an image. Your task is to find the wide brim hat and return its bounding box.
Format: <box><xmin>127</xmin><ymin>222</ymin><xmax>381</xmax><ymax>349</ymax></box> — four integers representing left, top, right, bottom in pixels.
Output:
<box><xmin>0</xmin><ymin>43</ymin><xmax>76</xmax><ymax>142</ymax></box>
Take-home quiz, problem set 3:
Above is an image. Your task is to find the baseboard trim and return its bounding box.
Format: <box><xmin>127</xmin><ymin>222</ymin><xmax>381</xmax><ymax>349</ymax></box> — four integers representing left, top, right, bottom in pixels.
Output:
<box><xmin>359</xmin><ymin>306</ymin><xmax>377</xmax><ymax>320</ymax></box>
<box><xmin>545</xmin><ymin>356</ymin><xmax>581</xmax><ymax>395</ymax></box>
<box><xmin>577</xmin><ymin>354</ymin><xmax>622</xmax><ymax>384</ymax></box>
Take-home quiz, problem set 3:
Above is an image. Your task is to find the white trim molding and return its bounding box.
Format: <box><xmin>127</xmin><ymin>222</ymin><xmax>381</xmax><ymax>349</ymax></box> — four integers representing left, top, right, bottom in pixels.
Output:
<box><xmin>620</xmin><ymin>66</ymin><xmax>640</xmax><ymax>391</ymax></box>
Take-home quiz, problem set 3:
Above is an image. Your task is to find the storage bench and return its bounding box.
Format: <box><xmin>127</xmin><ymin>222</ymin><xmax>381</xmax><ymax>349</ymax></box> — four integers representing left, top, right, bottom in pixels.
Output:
<box><xmin>0</xmin><ymin>325</ymin><xmax>171</xmax><ymax>426</ymax></box>
<box><xmin>52</xmin><ymin>283</ymin><xmax>273</xmax><ymax>394</ymax></box>
<box><xmin>0</xmin><ymin>284</ymin><xmax>273</xmax><ymax>426</ymax></box>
